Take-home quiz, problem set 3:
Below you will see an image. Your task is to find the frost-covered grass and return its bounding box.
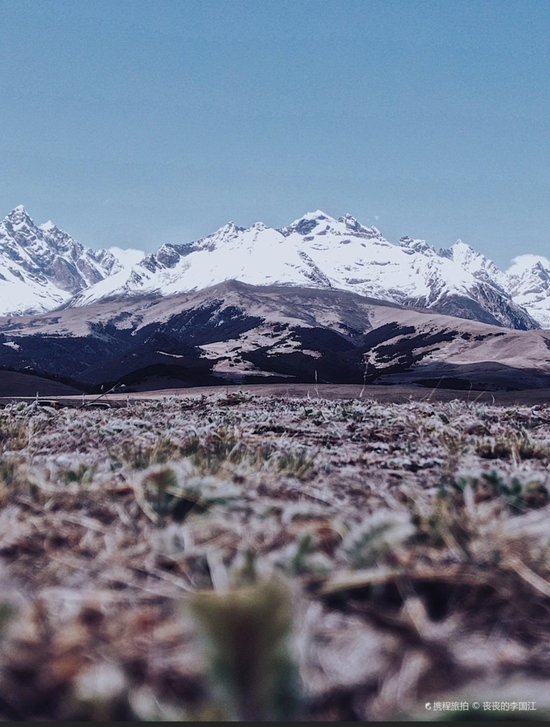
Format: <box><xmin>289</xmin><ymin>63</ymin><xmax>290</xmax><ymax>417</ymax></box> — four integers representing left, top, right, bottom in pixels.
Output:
<box><xmin>0</xmin><ymin>393</ymin><xmax>550</xmax><ymax>719</ymax></box>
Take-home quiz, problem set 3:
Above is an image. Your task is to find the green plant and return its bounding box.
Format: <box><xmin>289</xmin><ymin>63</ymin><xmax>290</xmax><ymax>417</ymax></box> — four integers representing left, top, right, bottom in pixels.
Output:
<box><xmin>342</xmin><ymin>510</ymin><xmax>414</xmax><ymax>568</ymax></box>
<box><xmin>191</xmin><ymin>578</ymin><xmax>300</xmax><ymax>721</ymax></box>
<box><xmin>454</xmin><ymin>471</ymin><xmax>549</xmax><ymax>514</ymax></box>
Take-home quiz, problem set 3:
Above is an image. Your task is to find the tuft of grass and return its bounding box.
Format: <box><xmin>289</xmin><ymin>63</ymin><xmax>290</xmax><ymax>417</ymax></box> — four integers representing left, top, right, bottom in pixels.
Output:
<box><xmin>454</xmin><ymin>471</ymin><xmax>549</xmax><ymax>514</ymax></box>
<box><xmin>476</xmin><ymin>439</ymin><xmax>513</xmax><ymax>459</ymax></box>
<box><xmin>342</xmin><ymin>510</ymin><xmax>415</xmax><ymax>568</ymax></box>
<box><xmin>276</xmin><ymin>449</ymin><xmax>315</xmax><ymax>480</ymax></box>
<box><xmin>180</xmin><ymin>430</ymin><xmax>245</xmax><ymax>474</ymax></box>
<box><xmin>114</xmin><ymin>436</ymin><xmax>180</xmax><ymax>470</ymax></box>
<box><xmin>476</xmin><ymin>433</ymin><xmax>550</xmax><ymax>462</ymax></box>
<box><xmin>58</xmin><ymin>463</ymin><xmax>96</xmax><ymax>487</ymax></box>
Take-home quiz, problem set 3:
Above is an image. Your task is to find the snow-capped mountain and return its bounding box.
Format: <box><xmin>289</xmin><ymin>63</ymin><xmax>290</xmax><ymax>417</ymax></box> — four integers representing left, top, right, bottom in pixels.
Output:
<box><xmin>0</xmin><ymin>206</ymin><xmax>143</xmax><ymax>316</ymax></box>
<box><xmin>71</xmin><ymin>210</ymin><xmax>537</xmax><ymax>329</ymax></box>
<box><xmin>506</xmin><ymin>255</ymin><xmax>550</xmax><ymax>329</ymax></box>
<box><xmin>1</xmin><ymin>205</ymin><xmax>549</xmax><ymax>330</ymax></box>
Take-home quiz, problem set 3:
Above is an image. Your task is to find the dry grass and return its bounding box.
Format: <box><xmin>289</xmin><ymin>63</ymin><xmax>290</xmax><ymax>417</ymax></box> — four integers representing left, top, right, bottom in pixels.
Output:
<box><xmin>0</xmin><ymin>393</ymin><xmax>549</xmax><ymax>719</ymax></box>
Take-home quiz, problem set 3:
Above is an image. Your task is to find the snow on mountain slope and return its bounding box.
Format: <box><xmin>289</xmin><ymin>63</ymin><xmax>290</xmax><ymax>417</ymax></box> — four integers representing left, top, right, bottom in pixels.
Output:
<box><xmin>0</xmin><ymin>207</ymin><xmax>140</xmax><ymax>316</ymax></box>
<box><xmin>506</xmin><ymin>255</ymin><xmax>550</xmax><ymax>328</ymax></box>
<box><xmin>1</xmin><ymin>205</ymin><xmax>549</xmax><ymax>330</ymax></box>
<box><xmin>72</xmin><ymin>210</ymin><xmax>537</xmax><ymax>330</ymax></box>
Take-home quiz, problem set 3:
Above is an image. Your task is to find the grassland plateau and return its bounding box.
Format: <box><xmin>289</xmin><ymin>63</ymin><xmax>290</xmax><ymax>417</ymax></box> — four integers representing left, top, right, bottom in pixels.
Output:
<box><xmin>0</xmin><ymin>388</ymin><xmax>549</xmax><ymax>720</ymax></box>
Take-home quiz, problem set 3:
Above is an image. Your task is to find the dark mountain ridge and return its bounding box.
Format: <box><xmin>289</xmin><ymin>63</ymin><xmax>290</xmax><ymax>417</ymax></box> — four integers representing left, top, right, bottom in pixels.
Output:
<box><xmin>0</xmin><ymin>282</ymin><xmax>549</xmax><ymax>393</ymax></box>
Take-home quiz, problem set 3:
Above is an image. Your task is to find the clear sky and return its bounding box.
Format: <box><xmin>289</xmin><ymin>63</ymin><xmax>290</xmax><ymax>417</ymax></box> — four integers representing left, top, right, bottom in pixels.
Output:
<box><xmin>1</xmin><ymin>0</ymin><xmax>549</xmax><ymax>268</ymax></box>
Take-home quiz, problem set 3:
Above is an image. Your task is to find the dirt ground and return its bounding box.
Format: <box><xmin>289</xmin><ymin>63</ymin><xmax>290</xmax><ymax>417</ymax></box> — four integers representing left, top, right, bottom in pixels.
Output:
<box><xmin>0</xmin><ymin>390</ymin><xmax>549</xmax><ymax>720</ymax></box>
<box><xmin>4</xmin><ymin>381</ymin><xmax>550</xmax><ymax>408</ymax></box>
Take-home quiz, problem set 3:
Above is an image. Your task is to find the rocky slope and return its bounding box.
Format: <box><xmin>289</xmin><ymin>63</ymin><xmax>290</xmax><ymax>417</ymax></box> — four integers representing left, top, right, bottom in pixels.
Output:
<box><xmin>507</xmin><ymin>254</ymin><xmax>550</xmax><ymax>328</ymax></box>
<box><xmin>0</xmin><ymin>206</ymin><xmax>142</xmax><ymax>315</ymax></box>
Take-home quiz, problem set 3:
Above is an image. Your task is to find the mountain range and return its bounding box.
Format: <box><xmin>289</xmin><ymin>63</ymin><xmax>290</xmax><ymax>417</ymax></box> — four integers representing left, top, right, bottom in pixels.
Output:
<box><xmin>2</xmin><ymin>205</ymin><xmax>550</xmax><ymax>395</ymax></box>
<box><xmin>2</xmin><ymin>281</ymin><xmax>550</xmax><ymax>394</ymax></box>
<box><xmin>1</xmin><ymin>206</ymin><xmax>550</xmax><ymax>330</ymax></box>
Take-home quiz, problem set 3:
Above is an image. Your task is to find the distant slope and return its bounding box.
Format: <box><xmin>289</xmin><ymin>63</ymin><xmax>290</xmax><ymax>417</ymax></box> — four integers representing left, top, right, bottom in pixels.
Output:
<box><xmin>0</xmin><ymin>370</ymin><xmax>84</xmax><ymax>397</ymax></box>
<box><xmin>0</xmin><ymin>282</ymin><xmax>549</xmax><ymax>392</ymax></box>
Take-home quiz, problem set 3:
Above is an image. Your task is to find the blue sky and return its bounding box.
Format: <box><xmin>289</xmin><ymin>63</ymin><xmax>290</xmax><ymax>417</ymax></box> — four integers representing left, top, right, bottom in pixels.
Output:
<box><xmin>1</xmin><ymin>0</ymin><xmax>549</xmax><ymax>267</ymax></box>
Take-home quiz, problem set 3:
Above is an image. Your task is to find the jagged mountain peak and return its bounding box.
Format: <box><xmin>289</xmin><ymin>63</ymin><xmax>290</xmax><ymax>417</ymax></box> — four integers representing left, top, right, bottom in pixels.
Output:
<box><xmin>450</xmin><ymin>239</ymin><xmax>500</xmax><ymax>268</ymax></box>
<box><xmin>219</xmin><ymin>220</ymin><xmax>239</xmax><ymax>232</ymax></box>
<box><xmin>0</xmin><ymin>206</ymin><xmax>136</xmax><ymax>315</ymax></box>
<box><xmin>399</xmin><ymin>235</ymin><xmax>423</xmax><ymax>246</ymax></box>
<box><xmin>300</xmin><ymin>209</ymin><xmax>333</xmax><ymax>221</ymax></box>
<box><xmin>507</xmin><ymin>254</ymin><xmax>550</xmax><ymax>276</ymax></box>
<box><xmin>450</xmin><ymin>239</ymin><xmax>486</xmax><ymax>259</ymax></box>
<box><xmin>208</xmin><ymin>220</ymin><xmax>246</xmax><ymax>240</ymax></box>
<box><xmin>434</xmin><ymin>240</ymin><xmax>498</xmax><ymax>273</ymax></box>
<box><xmin>4</xmin><ymin>204</ymin><xmax>34</xmax><ymax>228</ymax></box>
<box><xmin>280</xmin><ymin>210</ymin><xmax>384</xmax><ymax>241</ymax></box>
<box><xmin>4</xmin><ymin>208</ymin><xmax>71</xmax><ymax>247</ymax></box>
<box><xmin>249</xmin><ymin>221</ymin><xmax>269</xmax><ymax>232</ymax></box>
<box><xmin>39</xmin><ymin>220</ymin><xmax>56</xmax><ymax>232</ymax></box>
<box><xmin>450</xmin><ymin>239</ymin><xmax>480</xmax><ymax>260</ymax></box>
<box><xmin>7</xmin><ymin>204</ymin><xmax>30</xmax><ymax>217</ymax></box>
<box><xmin>281</xmin><ymin>210</ymin><xmax>337</xmax><ymax>237</ymax></box>
<box><xmin>437</xmin><ymin>239</ymin><xmax>472</xmax><ymax>254</ymax></box>
<box><xmin>399</xmin><ymin>236</ymin><xmax>432</xmax><ymax>254</ymax></box>
<box><xmin>338</xmin><ymin>213</ymin><xmax>383</xmax><ymax>239</ymax></box>
<box><xmin>504</xmin><ymin>254</ymin><xmax>550</xmax><ymax>327</ymax></box>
